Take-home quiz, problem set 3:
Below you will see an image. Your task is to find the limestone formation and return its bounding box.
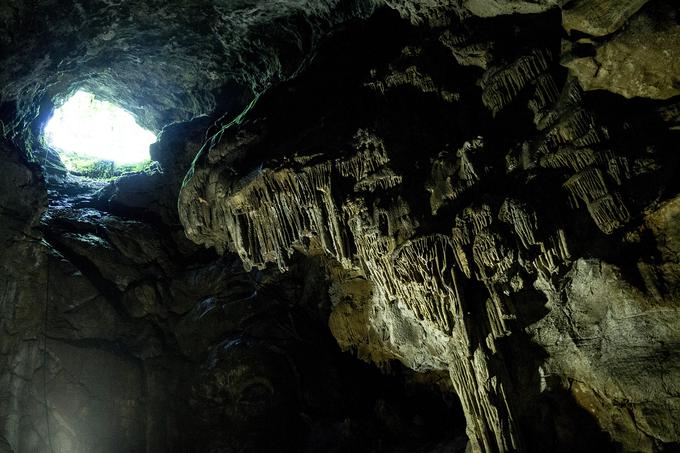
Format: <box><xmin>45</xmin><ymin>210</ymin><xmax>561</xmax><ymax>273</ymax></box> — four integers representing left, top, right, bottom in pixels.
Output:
<box><xmin>177</xmin><ymin>5</ymin><xmax>680</xmax><ymax>450</ymax></box>
<box><xmin>481</xmin><ymin>49</ymin><xmax>554</xmax><ymax>116</ymax></box>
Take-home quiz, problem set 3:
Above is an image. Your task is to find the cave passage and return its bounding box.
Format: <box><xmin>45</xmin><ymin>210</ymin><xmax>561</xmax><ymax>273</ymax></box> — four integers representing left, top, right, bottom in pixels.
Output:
<box><xmin>43</xmin><ymin>90</ymin><xmax>157</xmax><ymax>170</ymax></box>
<box><xmin>1</xmin><ymin>1</ymin><xmax>680</xmax><ymax>452</ymax></box>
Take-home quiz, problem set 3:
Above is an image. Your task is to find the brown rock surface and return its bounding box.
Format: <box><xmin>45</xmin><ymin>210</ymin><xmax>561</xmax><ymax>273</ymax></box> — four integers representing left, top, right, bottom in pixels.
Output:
<box><xmin>562</xmin><ymin>0</ymin><xmax>650</xmax><ymax>37</ymax></box>
<box><xmin>563</xmin><ymin>2</ymin><xmax>680</xmax><ymax>99</ymax></box>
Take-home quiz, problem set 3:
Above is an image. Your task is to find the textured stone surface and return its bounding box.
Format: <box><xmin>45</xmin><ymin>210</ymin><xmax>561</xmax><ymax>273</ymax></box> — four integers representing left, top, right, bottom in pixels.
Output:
<box><xmin>1</xmin><ymin>1</ymin><xmax>680</xmax><ymax>452</ymax></box>
<box><xmin>178</xmin><ymin>5</ymin><xmax>680</xmax><ymax>451</ymax></box>
<box><xmin>562</xmin><ymin>0</ymin><xmax>650</xmax><ymax>37</ymax></box>
<box><xmin>463</xmin><ymin>0</ymin><xmax>561</xmax><ymax>17</ymax></box>
<box><xmin>563</xmin><ymin>2</ymin><xmax>680</xmax><ymax>100</ymax></box>
<box><xmin>0</xmin><ymin>0</ymin><xmax>376</xmax><ymax>147</ymax></box>
<box><xmin>1</xmin><ymin>27</ymin><xmax>471</xmax><ymax>447</ymax></box>
<box><xmin>531</xmin><ymin>257</ymin><xmax>680</xmax><ymax>451</ymax></box>
<box><xmin>0</xmin><ymin>141</ymin><xmax>49</xmax><ymax>452</ymax></box>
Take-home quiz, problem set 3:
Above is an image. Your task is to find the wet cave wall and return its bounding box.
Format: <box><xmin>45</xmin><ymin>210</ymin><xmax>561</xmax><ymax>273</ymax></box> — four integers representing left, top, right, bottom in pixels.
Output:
<box><xmin>1</xmin><ymin>1</ymin><xmax>680</xmax><ymax>453</ymax></box>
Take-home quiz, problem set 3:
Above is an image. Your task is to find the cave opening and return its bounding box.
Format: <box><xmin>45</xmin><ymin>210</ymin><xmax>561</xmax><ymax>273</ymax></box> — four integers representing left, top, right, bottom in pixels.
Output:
<box><xmin>42</xmin><ymin>90</ymin><xmax>157</xmax><ymax>177</ymax></box>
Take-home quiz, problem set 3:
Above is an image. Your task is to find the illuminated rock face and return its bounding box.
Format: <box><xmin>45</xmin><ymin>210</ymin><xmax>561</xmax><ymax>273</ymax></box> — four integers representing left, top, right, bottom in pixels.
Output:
<box><xmin>179</xmin><ymin>6</ymin><xmax>680</xmax><ymax>452</ymax></box>
<box><xmin>562</xmin><ymin>1</ymin><xmax>680</xmax><ymax>100</ymax></box>
<box><xmin>1</xmin><ymin>1</ymin><xmax>680</xmax><ymax>453</ymax></box>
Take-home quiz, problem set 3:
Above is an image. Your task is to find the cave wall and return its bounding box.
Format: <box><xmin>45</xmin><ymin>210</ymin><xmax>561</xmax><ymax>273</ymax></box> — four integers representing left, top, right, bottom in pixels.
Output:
<box><xmin>178</xmin><ymin>3</ymin><xmax>680</xmax><ymax>452</ymax></box>
<box><xmin>0</xmin><ymin>0</ymin><xmax>679</xmax><ymax>452</ymax></box>
<box><xmin>1</xmin><ymin>113</ymin><xmax>467</xmax><ymax>453</ymax></box>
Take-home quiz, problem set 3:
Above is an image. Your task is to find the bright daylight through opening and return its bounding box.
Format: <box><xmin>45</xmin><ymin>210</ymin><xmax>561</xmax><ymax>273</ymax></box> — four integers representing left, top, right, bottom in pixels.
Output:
<box><xmin>44</xmin><ymin>90</ymin><xmax>156</xmax><ymax>170</ymax></box>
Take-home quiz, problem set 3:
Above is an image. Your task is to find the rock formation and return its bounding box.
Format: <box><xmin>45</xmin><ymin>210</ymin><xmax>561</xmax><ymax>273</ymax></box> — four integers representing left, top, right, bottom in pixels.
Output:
<box><xmin>1</xmin><ymin>1</ymin><xmax>679</xmax><ymax>452</ymax></box>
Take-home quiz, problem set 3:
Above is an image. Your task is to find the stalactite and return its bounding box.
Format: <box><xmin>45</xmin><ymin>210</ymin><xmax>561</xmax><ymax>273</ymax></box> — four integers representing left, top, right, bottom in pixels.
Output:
<box><xmin>486</xmin><ymin>292</ymin><xmax>516</xmax><ymax>340</ymax></box>
<box><xmin>563</xmin><ymin>166</ymin><xmax>630</xmax><ymax>234</ymax></box>
<box><xmin>496</xmin><ymin>198</ymin><xmax>572</xmax><ymax>281</ymax></box>
<box><xmin>530</xmin><ymin>75</ymin><xmax>610</xmax><ymax>168</ymax></box>
<box><xmin>555</xmin><ymin>228</ymin><xmax>570</xmax><ymax>261</ymax></box>
<box><xmin>587</xmin><ymin>192</ymin><xmax>631</xmax><ymax>234</ymax></box>
<box><xmin>428</xmin><ymin>155</ymin><xmax>457</xmax><ymax>214</ymax></box>
<box><xmin>392</xmin><ymin>235</ymin><xmax>461</xmax><ymax>333</ymax></box>
<box><xmin>481</xmin><ymin>49</ymin><xmax>552</xmax><ymax>115</ymax></box>
<box><xmin>427</xmin><ymin>139</ymin><xmax>484</xmax><ymax>213</ymax></box>
<box><xmin>344</xmin><ymin>197</ymin><xmax>420</xmax><ymax>307</ymax></box>
<box><xmin>498</xmin><ymin>199</ymin><xmax>538</xmax><ymax>249</ymax></box>
<box><xmin>336</xmin><ymin>131</ymin><xmax>404</xmax><ymax>192</ymax></box>
<box><xmin>528</xmin><ymin>73</ymin><xmax>560</xmax><ymax>127</ymax></box>
<box><xmin>366</xmin><ymin>65</ymin><xmax>441</xmax><ymax>97</ymax></box>
<box><xmin>458</xmin><ymin>138</ymin><xmax>483</xmax><ymax>181</ymax></box>
<box><xmin>439</xmin><ymin>29</ymin><xmax>495</xmax><ymax>69</ymax></box>
<box><xmin>449</xmin><ymin>346</ymin><xmax>522</xmax><ymax>453</ymax></box>
<box><xmin>180</xmin><ymin>124</ymin><xmax>529</xmax><ymax>453</ymax></box>
<box><xmin>202</xmin><ymin>160</ymin><xmax>344</xmax><ymax>271</ymax></box>
<box><xmin>606</xmin><ymin>154</ymin><xmax>631</xmax><ymax>185</ymax></box>
<box><xmin>336</xmin><ymin>134</ymin><xmax>390</xmax><ymax>182</ymax></box>
<box><xmin>464</xmin><ymin>204</ymin><xmax>493</xmax><ymax>235</ymax></box>
<box><xmin>472</xmin><ymin>232</ymin><xmax>514</xmax><ymax>283</ymax></box>
<box><xmin>563</xmin><ymin>166</ymin><xmax>610</xmax><ymax>206</ymax></box>
<box><xmin>534</xmin><ymin>246</ymin><xmax>559</xmax><ymax>277</ymax></box>
<box><xmin>354</xmin><ymin>169</ymin><xmax>403</xmax><ymax>192</ymax></box>
<box><xmin>385</xmin><ymin>65</ymin><xmax>438</xmax><ymax>93</ymax></box>
<box><xmin>540</xmin><ymin>109</ymin><xmax>607</xmax><ymax>154</ymax></box>
<box><xmin>539</xmin><ymin>146</ymin><xmax>598</xmax><ymax>171</ymax></box>
<box><xmin>452</xmin><ymin>217</ymin><xmax>473</xmax><ymax>278</ymax></box>
<box><xmin>486</xmin><ymin>295</ymin><xmax>508</xmax><ymax>340</ymax></box>
<box><xmin>572</xmin><ymin>126</ymin><xmax>609</xmax><ymax>147</ymax></box>
<box><xmin>346</xmin><ymin>199</ymin><xmax>461</xmax><ymax>334</ymax></box>
<box><xmin>180</xmin><ymin>129</ymin><xmax>415</xmax><ymax>272</ymax></box>
<box><xmin>566</xmin><ymin>78</ymin><xmax>586</xmax><ymax>105</ymax></box>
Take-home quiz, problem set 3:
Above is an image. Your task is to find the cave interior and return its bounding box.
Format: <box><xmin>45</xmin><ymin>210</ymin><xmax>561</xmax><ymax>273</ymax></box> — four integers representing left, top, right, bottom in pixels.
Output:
<box><xmin>1</xmin><ymin>1</ymin><xmax>680</xmax><ymax>452</ymax></box>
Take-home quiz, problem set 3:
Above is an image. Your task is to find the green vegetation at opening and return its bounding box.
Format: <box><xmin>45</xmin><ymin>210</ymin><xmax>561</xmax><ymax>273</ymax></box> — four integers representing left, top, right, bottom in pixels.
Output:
<box><xmin>59</xmin><ymin>150</ymin><xmax>159</xmax><ymax>180</ymax></box>
<box><xmin>41</xmin><ymin>90</ymin><xmax>159</xmax><ymax>180</ymax></box>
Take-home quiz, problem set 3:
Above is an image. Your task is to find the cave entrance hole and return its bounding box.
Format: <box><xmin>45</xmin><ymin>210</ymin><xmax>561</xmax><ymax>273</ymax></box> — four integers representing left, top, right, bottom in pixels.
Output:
<box><xmin>43</xmin><ymin>90</ymin><xmax>157</xmax><ymax>174</ymax></box>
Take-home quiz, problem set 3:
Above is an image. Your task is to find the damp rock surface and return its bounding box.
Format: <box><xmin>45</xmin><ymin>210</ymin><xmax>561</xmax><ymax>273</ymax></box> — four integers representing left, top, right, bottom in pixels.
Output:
<box><xmin>1</xmin><ymin>1</ymin><xmax>680</xmax><ymax>453</ymax></box>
